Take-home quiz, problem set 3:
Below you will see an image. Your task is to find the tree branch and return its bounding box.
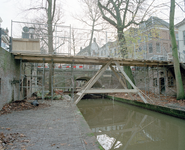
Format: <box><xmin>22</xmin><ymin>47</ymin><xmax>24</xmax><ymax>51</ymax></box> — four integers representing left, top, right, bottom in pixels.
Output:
<box><xmin>123</xmin><ymin>0</ymin><xmax>130</xmax><ymax>27</ymax></box>
<box><xmin>98</xmin><ymin>1</ymin><xmax>117</xmax><ymax>27</ymax></box>
<box><xmin>52</xmin><ymin>0</ymin><xmax>56</xmax><ymax>21</ymax></box>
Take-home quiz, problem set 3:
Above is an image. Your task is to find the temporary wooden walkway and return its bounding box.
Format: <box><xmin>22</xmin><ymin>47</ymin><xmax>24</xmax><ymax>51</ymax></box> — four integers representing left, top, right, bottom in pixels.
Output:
<box><xmin>13</xmin><ymin>53</ymin><xmax>172</xmax><ymax>67</ymax></box>
<box><xmin>13</xmin><ymin>53</ymin><xmax>173</xmax><ymax>104</ymax></box>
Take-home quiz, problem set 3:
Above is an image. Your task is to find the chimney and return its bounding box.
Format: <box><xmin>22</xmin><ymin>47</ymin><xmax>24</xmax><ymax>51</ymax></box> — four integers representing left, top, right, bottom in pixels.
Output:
<box><xmin>93</xmin><ymin>38</ymin><xmax>96</xmax><ymax>43</ymax></box>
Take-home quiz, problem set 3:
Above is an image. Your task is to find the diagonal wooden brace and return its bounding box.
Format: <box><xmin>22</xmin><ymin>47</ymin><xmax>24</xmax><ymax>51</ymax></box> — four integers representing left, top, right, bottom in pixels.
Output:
<box><xmin>74</xmin><ymin>61</ymin><xmax>112</xmax><ymax>104</ymax></box>
<box><xmin>114</xmin><ymin>61</ymin><xmax>148</xmax><ymax>103</ymax></box>
<box><xmin>110</xmin><ymin>65</ymin><xmax>135</xmax><ymax>100</ymax></box>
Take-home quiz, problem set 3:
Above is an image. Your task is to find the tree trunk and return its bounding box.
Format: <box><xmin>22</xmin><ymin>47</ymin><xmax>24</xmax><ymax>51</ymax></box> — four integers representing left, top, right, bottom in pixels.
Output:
<box><xmin>170</xmin><ymin>0</ymin><xmax>185</xmax><ymax>99</ymax></box>
<box><xmin>88</xmin><ymin>20</ymin><xmax>95</xmax><ymax>56</ymax></box>
<box><xmin>118</xmin><ymin>29</ymin><xmax>135</xmax><ymax>89</ymax></box>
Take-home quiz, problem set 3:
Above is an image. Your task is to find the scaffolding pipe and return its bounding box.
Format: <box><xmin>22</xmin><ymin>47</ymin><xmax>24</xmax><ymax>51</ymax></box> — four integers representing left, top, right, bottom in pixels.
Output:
<box><xmin>157</xmin><ymin>64</ymin><xmax>160</xmax><ymax>100</ymax></box>
<box><xmin>42</xmin><ymin>59</ymin><xmax>45</xmax><ymax>101</ymax></box>
<box><xmin>163</xmin><ymin>65</ymin><xmax>167</xmax><ymax>99</ymax></box>
<box><xmin>51</xmin><ymin>59</ymin><xmax>54</xmax><ymax>101</ymax></box>
<box><xmin>18</xmin><ymin>59</ymin><xmax>22</xmax><ymax>100</ymax></box>
<box><xmin>71</xmin><ymin>60</ymin><xmax>74</xmax><ymax>102</ymax></box>
<box><xmin>145</xmin><ymin>64</ymin><xmax>146</xmax><ymax>97</ymax></box>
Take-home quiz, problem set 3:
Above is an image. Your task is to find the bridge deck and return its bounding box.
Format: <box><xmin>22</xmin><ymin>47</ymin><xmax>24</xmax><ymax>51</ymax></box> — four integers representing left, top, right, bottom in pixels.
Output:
<box><xmin>13</xmin><ymin>53</ymin><xmax>173</xmax><ymax>67</ymax></box>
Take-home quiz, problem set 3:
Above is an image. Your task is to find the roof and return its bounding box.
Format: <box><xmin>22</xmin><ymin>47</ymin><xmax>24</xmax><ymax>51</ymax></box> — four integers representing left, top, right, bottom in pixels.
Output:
<box><xmin>175</xmin><ymin>19</ymin><xmax>185</xmax><ymax>28</ymax></box>
<box><xmin>100</xmin><ymin>41</ymin><xmax>118</xmax><ymax>49</ymax></box>
<box><xmin>140</xmin><ymin>16</ymin><xmax>169</xmax><ymax>29</ymax></box>
<box><xmin>77</xmin><ymin>39</ymin><xmax>99</xmax><ymax>56</ymax></box>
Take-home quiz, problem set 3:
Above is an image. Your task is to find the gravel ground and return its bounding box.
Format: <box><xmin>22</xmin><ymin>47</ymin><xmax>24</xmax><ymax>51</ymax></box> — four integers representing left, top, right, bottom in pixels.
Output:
<box><xmin>0</xmin><ymin>100</ymin><xmax>99</xmax><ymax>150</ymax></box>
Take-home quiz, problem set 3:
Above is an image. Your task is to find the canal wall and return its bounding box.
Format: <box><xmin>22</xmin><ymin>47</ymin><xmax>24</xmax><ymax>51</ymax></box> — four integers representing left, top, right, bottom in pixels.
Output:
<box><xmin>106</xmin><ymin>95</ymin><xmax>185</xmax><ymax>119</ymax></box>
<box><xmin>0</xmin><ymin>47</ymin><xmax>22</xmax><ymax>110</ymax></box>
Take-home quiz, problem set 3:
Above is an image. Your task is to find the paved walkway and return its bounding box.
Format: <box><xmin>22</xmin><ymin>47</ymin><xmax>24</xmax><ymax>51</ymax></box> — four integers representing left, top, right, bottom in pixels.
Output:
<box><xmin>0</xmin><ymin>100</ymin><xmax>99</xmax><ymax>150</ymax></box>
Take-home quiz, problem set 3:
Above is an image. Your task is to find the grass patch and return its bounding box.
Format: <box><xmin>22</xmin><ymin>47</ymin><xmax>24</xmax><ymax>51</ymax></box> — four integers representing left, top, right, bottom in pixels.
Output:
<box><xmin>87</xmin><ymin>132</ymin><xmax>94</xmax><ymax>137</ymax></box>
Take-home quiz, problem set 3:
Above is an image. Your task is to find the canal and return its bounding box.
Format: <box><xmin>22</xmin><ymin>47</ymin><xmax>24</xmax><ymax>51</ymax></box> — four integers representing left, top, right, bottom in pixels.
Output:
<box><xmin>77</xmin><ymin>98</ymin><xmax>185</xmax><ymax>150</ymax></box>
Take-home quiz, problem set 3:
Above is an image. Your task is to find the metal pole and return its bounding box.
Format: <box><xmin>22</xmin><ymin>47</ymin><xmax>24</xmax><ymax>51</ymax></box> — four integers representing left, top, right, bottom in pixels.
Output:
<box><xmin>147</xmin><ymin>66</ymin><xmax>149</xmax><ymax>97</ymax></box>
<box><xmin>106</xmin><ymin>31</ymin><xmax>108</xmax><ymax>57</ymax></box>
<box><xmin>69</xmin><ymin>24</ymin><xmax>72</xmax><ymax>55</ymax></box>
<box><xmin>18</xmin><ymin>59</ymin><xmax>22</xmax><ymax>100</ymax></box>
<box><xmin>10</xmin><ymin>20</ymin><xmax>13</xmax><ymax>52</ymax></box>
<box><xmin>145</xmin><ymin>64</ymin><xmax>146</xmax><ymax>97</ymax></box>
<box><xmin>157</xmin><ymin>64</ymin><xmax>160</xmax><ymax>100</ymax></box>
<box><xmin>0</xmin><ymin>27</ymin><xmax>1</xmax><ymax>48</ymax></box>
<box><xmin>51</xmin><ymin>59</ymin><xmax>54</xmax><ymax>101</ymax></box>
<box><xmin>152</xmin><ymin>67</ymin><xmax>155</xmax><ymax>96</ymax></box>
<box><xmin>42</xmin><ymin>59</ymin><xmax>45</xmax><ymax>101</ymax></box>
<box><xmin>31</xmin><ymin>63</ymin><xmax>32</xmax><ymax>96</ymax></box>
<box><xmin>163</xmin><ymin>65</ymin><xmax>167</xmax><ymax>99</ymax></box>
<box><xmin>135</xmin><ymin>65</ymin><xmax>137</xmax><ymax>101</ymax></box>
<box><xmin>134</xmin><ymin>43</ymin><xmax>135</xmax><ymax>59</ymax></box>
<box><xmin>71</xmin><ymin>60</ymin><xmax>74</xmax><ymax>102</ymax></box>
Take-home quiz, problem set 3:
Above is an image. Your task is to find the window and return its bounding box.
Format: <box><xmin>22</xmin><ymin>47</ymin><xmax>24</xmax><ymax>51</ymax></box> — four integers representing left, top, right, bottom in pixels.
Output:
<box><xmin>183</xmin><ymin>31</ymin><xmax>185</xmax><ymax>45</ymax></box>
<box><xmin>156</xmin><ymin>43</ymin><xmax>161</xmax><ymax>53</ymax></box>
<box><xmin>149</xmin><ymin>43</ymin><xmax>153</xmax><ymax>53</ymax></box>
<box><xmin>28</xmin><ymin>80</ymin><xmax>30</xmax><ymax>89</ymax></box>
<box><xmin>168</xmin><ymin>77</ymin><xmax>174</xmax><ymax>87</ymax></box>
<box><xmin>176</xmin><ymin>33</ymin><xmax>179</xmax><ymax>41</ymax></box>
<box><xmin>153</xmin><ymin>78</ymin><xmax>157</xmax><ymax>86</ymax></box>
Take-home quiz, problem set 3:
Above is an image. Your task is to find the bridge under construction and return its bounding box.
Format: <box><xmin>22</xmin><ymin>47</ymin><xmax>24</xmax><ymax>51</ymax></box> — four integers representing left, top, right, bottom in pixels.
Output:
<box><xmin>12</xmin><ymin>52</ymin><xmax>174</xmax><ymax>104</ymax></box>
<box><xmin>8</xmin><ymin>21</ymin><xmax>180</xmax><ymax>105</ymax></box>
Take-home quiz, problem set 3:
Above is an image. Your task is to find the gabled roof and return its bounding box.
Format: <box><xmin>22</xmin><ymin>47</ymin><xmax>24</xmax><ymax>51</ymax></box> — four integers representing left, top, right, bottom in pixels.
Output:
<box><xmin>77</xmin><ymin>39</ymin><xmax>99</xmax><ymax>56</ymax></box>
<box><xmin>175</xmin><ymin>19</ymin><xmax>185</xmax><ymax>28</ymax></box>
<box><xmin>140</xmin><ymin>16</ymin><xmax>169</xmax><ymax>29</ymax></box>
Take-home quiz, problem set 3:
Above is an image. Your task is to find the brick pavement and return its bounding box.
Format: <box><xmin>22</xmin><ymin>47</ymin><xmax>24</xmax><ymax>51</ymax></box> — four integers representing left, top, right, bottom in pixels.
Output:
<box><xmin>0</xmin><ymin>100</ymin><xmax>99</xmax><ymax>150</ymax></box>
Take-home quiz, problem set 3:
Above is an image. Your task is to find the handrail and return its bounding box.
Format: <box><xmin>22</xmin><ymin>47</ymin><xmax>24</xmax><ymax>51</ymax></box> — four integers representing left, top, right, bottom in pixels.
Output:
<box><xmin>167</xmin><ymin>51</ymin><xmax>185</xmax><ymax>63</ymax></box>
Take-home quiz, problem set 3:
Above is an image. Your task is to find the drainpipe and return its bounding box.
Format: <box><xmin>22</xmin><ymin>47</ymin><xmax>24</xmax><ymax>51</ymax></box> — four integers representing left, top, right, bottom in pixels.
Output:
<box><xmin>0</xmin><ymin>27</ymin><xmax>1</xmax><ymax>48</ymax></box>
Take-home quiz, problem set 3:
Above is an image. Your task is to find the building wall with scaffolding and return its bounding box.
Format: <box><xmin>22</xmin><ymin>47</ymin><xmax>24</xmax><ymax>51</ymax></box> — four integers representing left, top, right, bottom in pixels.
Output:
<box><xmin>0</xmin><ymin>47</ymin><xmax>22</xmax><ymax>109</ymax></box>
<box><xmin>133</xmin><ymin>65</ymin><xmax>185</xmax><ymax>99</ymax></box>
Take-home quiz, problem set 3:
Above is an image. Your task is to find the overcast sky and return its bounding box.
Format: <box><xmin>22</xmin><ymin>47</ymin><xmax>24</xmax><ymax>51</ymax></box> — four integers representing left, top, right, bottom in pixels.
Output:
<box><xmin>0</xmin><ymin>0</ymin><xmax>82</xmax><ymax>30</ymax></box>
<box><xmin>0</xmin><ymin>0</ymin><xmax>184</xmax><ymax>31</ymax></box>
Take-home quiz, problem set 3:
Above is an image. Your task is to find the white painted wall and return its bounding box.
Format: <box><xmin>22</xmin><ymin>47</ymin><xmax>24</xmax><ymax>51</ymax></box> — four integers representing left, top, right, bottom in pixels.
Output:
<box><xmin>177</xmin><ymin>23</ymin><xmax>185</xmax><ymax>54</ymax></box>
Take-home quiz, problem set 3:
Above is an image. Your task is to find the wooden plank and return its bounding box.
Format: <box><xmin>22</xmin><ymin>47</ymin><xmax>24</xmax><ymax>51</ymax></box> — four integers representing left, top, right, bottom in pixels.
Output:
<box><xmin>13</xmin><ymin>53</ymin><xmax>171</xmax><ymax>67</ymax></box>
<box><xmin>14</xmin><ymin>56</ymin><xmax>169</xmax><ymax>66</ymax></box>
<box><xmin>83</xmin><ymin>89</ymin><xmax>138</xmax><ymax>94</ymax></box>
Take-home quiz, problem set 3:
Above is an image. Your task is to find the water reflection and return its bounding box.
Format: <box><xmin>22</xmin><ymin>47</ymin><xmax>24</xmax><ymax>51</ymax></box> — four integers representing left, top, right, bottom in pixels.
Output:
<box><xmin>77</xmin><ymin>99</ymin><xmax>185</xmax><ymax>150</ymax></box>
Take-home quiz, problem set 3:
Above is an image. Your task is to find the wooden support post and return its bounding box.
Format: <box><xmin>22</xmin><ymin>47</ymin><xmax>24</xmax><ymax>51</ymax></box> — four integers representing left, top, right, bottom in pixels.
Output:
<box><xmin>75</xmin><ymin>61</ymin><xmax>112</xmax><ymax>104</ymax></box>
<box><xmin>110</xmin><ymin>65</ymin><xmax>135</xmax><ymax>100</ymax></box>
<box><xmin>114</xmin><ymin>61</ymin><xmax>148</xmax><ymax>103</ymax></box>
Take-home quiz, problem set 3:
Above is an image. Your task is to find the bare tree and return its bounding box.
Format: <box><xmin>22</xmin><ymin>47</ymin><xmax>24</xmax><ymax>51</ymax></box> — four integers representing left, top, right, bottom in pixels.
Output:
<box><xmin>169</xmin><ymin>0</ymin><xmax>185</xmax><ymax>99</ymax></box>
<box><xmin>26</xmin><ymin>0</ymin><xmax>63</xmax><ymax>94</ymax></box>
<box><xmin>75</xmin><ymin>0</ymin><xmax>106</xmax><ymax>55</ymax></box>
<box><xmin>98</xmin><ymin>0</ymin><xmax>155</xmax><ymax>88</ymax></box>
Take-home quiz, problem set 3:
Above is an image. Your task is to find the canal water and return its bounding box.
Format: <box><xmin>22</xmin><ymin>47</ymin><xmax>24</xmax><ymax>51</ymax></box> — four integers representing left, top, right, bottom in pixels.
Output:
<box><xmin>77</xmin><ymin>98</ymin><xmax>185</xmax><ymax>150</ymax></box>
